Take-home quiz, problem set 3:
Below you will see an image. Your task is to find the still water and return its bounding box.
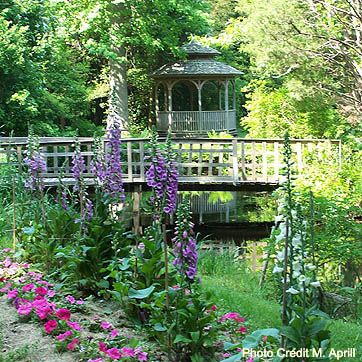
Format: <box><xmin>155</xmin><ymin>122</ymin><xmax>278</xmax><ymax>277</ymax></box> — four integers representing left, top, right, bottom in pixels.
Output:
<box><xmin>134</xmin><ymin>191</ymin><xmax>277</xmax><ymax>244</ymax></box>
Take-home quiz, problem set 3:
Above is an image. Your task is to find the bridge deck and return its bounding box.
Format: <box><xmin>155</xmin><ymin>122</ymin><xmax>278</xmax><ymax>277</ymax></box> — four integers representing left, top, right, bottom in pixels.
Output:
<box><xmin>0</xmin><ymin>137</ymin><xmax>342</xmax><ymax>191</ymax></box>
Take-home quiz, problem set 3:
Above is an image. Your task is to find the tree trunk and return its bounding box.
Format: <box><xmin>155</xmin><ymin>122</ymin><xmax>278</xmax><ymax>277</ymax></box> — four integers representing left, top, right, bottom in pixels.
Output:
<box><xmin>107</xmin><ymin>4</ymin><xmax>128</xmax><ymax>131</ymax></box>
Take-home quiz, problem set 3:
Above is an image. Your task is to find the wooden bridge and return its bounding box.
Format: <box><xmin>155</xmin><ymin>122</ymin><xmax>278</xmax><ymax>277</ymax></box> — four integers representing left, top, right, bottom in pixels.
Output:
<box><xmin>0</xmin><ymin>137</ymin><xmax>342</xmax><ymax>191</ymax></box>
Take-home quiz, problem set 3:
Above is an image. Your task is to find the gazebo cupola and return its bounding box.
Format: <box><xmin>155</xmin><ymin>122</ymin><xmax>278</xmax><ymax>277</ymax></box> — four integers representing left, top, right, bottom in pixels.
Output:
<box><xmin>152</xmin><ymin>41</ymin><xmax>243</xmax><ymax>136</ymax></box>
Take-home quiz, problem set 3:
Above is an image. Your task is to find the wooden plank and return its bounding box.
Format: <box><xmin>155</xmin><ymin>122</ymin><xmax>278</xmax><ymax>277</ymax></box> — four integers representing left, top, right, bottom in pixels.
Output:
<box><xmin>262</xmin><ymin>141</ymin><xmax>267</xmax><ymax>181</ymax></box>
<box><xmin>274</xmin><ymin>142</ymin><xmax>280</xmax><ymax>182</ymax></box>
<box><xmin>296</xmin><ymin>142</ymin><xmax>303</xmax><ymax>173</ymax></box>
<box><xmin>187</xmin><ymin>143</ymin><xmax>193</xmax><ymax>176</ymax></box>
<box><xmin>251</xmin><ymin>142</ymin><xmax>256</xmax><ymax>181</ymax></box>
<box><xmin>232</xmin><ymin>139</ymin><xmax>238</xmax><ymax>184</ymax></box>
<box><xmin>127</xmin><ymin>141</ymin><xmax>133</xmax><ymax>182</ymax></box>
<box><xmin>139</xmin><ymin>141</ymin><xmax>145</xmax><ymax>181</ymax></box>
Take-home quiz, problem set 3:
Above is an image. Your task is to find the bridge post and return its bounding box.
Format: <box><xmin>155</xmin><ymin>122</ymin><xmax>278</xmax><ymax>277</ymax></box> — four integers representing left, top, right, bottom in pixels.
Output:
<box><xmin>232</xmin><ymin>138</ymin><xmax>238</xmax><ymax>184</ymax></box>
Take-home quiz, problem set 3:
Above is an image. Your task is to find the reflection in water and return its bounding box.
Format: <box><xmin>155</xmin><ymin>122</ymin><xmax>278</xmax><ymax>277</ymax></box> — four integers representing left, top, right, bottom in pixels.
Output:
<box><xmin>179</xmin><ymin>191</ymin><xmax>276</xmax><ymax>243</ymax></box>
<box><xmin>127</xmin><ymin>190</ymin><xmax>277</xmax><ymax>243</ymax></box>
<box><xmin>179</xmin><ymin>191</ymin><xmax>276</xmax><ymax>224</ymax></box>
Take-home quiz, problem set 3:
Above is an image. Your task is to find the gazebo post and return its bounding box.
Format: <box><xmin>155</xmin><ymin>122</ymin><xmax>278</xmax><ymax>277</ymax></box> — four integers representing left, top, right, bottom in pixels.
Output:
<box><xmin>232</xmin><ymin>80</ymin><xmax>236</xmax><ymax>110</ymax></box>
<box><xmin>218</xmin><ymin>82</ymin><xmax>222</xmax><ymax>111</ymax></box>
<box><xmin>197</xmin><ymin>81</ymin><xmax>202</xmax><ymax>112</ymax></box>
<box><xmin>167</xmin><ymin>82</ymin><xmax>173</xmax><ymax>129</ymax></box>
<box><xmin>155</xmin><ymin>82</ymin><xmax>160</xmax><ymax>113</ymax></box>
<box><xmin>224</xmin><ymin>79</ymin><xmax>229</xmax><ymax>131</ymax></box>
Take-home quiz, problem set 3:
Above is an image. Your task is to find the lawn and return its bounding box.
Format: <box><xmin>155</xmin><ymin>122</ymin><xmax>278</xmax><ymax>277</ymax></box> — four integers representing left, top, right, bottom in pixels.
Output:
<box><xmin>199</xmin><ymin>250</ymin><xmax>362</xmax><ymax>361</ymax></box>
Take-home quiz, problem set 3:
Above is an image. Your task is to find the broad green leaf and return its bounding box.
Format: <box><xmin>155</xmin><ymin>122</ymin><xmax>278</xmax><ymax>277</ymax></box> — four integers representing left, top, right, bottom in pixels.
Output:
<box><xmin>128</xmin><ymin>285</ymin><xmax>155</xmax><ymax>299</ymax></box>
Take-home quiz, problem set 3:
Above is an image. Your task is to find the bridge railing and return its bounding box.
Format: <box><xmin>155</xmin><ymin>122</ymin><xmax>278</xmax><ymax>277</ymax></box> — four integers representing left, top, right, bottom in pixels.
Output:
<box><xmin>0</xmin><ymin>137</ymin><xmax>342</xmax><ymax>185</ymax></box>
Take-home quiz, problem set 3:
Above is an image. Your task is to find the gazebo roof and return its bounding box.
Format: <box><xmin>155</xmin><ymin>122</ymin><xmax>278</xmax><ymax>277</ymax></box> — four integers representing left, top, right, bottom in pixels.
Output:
<box><xmin>181</xmin><ymin>41</ymin><xmax>221</xmax><ymax>57</ymax></box>
<box><xmin>152</xmin><ymin>41</ymin><xmax>243</xmax><ymax>79</ymax></box>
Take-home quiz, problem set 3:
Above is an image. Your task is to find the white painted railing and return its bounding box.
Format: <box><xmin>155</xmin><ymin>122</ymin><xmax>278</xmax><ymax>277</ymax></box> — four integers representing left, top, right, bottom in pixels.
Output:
<box><xmin>0</xmin><ymin>137</ymin><xmax>342</xmax><ymax>187</ymax></box>
<box><xmin>157</xmin><ymin>110</ymin><xmax>236</xmax><ymax>133</ymax></box>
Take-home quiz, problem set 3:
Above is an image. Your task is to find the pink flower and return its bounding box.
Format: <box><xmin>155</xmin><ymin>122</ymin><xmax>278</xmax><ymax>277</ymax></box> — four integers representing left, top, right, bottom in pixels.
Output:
<box><xmin>211</xmin><ymin>304</ymin><xmax>217</xmax><ymax>311</ymax></box>
<box><xmin>35</xmin><ymin>286</ymin><xmax>48</xmax><ymax>296</ymax></box>
<box><xmin>100</xmin><ymin>321</ymin><xmax>112</xmax><ymax>330</ymax></box>
<box><xmin>76</xmin><ymin>299</ymin><xmax>85</xmax><ymax>305</ymax></box>
<box><xmin>65</xmin><ymin>295</ymin><xmax>76</xmax><ymax>304</ymax></box>
<box><xmin>262</xmin><ymin>336</ymin><xmax>268</xmax><ymax>342</ymax></box>
<box><xmin>221</xmin><ymin>312</ymin><xmax>245</xmax><ymax>323</ymax></box>
<box><xmin>33</xmin><ymin>298</ymin><xmax>53</xmax><ymax>320</ymax></box>
<box><xmin>172</xmin><ymin>285</ymin><xmax>180</xmax><ymax>290</ymax></box>
<box><xmin>67</xmin><ymin>321</ymin><xmax>81</xmax><ymax>331</ymax></box>
<box><xmin>44</xmin><ymin>320</ymin><xmax>57</xmax><ymax>334</ymax></box>
<box><xmin>4</xmin><ymin>257</ymin><xmax>11</xmax><ymax>267</ymax></box>
<box><xmin>47</xmin><ymin>290</ymin><xmax>56</xmax><ymax>298</ymax></box>
<box><xmin>99</xmin><ymin>342</ymin><xmax>108</xmax><ymax>353</ymax></box>
<box><xmin>17</xmin><ymin>301</ymin><xmax>33</xmax><ymax>316</ymax></box>
<box><xmin>67</xmin><ymin>338</ymin><xmax>79</xmax><ymax>351</ymax></box>
<box><xmin>137</xmin><ymin>352</ymin><xmax>148</xmax><ymax>361</ymax></box>
<box><xmin>7</xmin><ymin>289</ymin><xmax>18</xmax><ymax>299</ymax></box>
<box><xmin>107</xmin><ymin>347</ymin><xmax>121</xmax><ymax>360</ymax></box>
<box><xmin>55</xmin><ymin>308</ymin><xmax>71</xmax><ymax>321</ymax></box>
<box><xmin>222</xmin><ymin>353</ymin><xmax>231</xmax><ymax>358</ymax></box>
<box><xmin>88</xmin><ymin>359</ymin><xmax>103</xmax><ymax>362</ymax></box>
<box><xmin>246</xmin><ymin>358</ymin><xmax>254</xmax><ymax>362</ymax></box>
<box><xmin>56</xmin><ymin>330</ymin><xmax>73</xmax><ymax>341</ymax></box>
<box><xmin>238</xmin><ymin>326</ymin><xmax>247</xmax><ymax>334</ymax></box>
<box><xmin>22</xmin><ymin>283</ymin><xmax>35</xmax><ymax>293</ymax></box>
<box><xmin>110</xmin><ymin>329</ymin><xmax>119</xmax><ymax>339</ymax></box>
<box><xmin>121</xmin><ymin>347</ymin><xmax>135</xmax><ymax>357</ymax></box>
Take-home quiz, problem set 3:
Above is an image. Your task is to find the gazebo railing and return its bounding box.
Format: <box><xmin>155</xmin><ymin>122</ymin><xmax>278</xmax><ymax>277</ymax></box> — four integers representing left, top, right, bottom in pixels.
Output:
<box><xmin>157</xmin><ymin>110</ymin><xmax>236</xmax><ymax>133</ymax></box>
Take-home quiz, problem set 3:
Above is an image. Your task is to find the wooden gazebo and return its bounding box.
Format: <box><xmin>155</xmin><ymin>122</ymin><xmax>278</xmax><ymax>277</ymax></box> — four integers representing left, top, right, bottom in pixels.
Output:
<box><xmin>152</xmin><ymin>41</ymin><xmax>242</xmax><ymax>136</ymax></box>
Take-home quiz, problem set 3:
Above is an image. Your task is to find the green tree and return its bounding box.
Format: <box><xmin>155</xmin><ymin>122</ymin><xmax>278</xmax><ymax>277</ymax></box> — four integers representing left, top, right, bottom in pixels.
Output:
<box><xmin>0</xmin><ymin>0</ymin><xmax>91</xmax><ymax>135</ymax></box>
<box><xmin>54</xmin><ymin>0</ymin><xmax>210</xmax><ymax>132</ymax></box>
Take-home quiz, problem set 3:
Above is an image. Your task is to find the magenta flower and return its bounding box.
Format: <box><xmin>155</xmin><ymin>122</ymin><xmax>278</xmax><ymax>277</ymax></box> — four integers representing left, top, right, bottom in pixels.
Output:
<box><xmin>44</xmin><ymin>320</ymin><xmax>57</xmax><ymax>334</ymax></box>
<box><xmin>107</xmin><ymin>347</ymin><xmax>121</xmax><ymax>360</ymax></box>
<box><xmin>35</xmin><ymin>286</ymin><xmax>48</xmax><ymax>296</ymax></box>
<box><xmin>55</xmin><ymin>308</ymin><xmax>71</xmax><ymax>321</ymax></box>
<box><xmin>238</xmin><ymin>326</ymin><xmax>247</xmax><ymax>334</ymax></box>
<box><xmin>137</xmin><ymin>352</ymin><xmax>148</xmax><ymax>361</ymax></box>
<box><xmin>120</xmin><ymin>347</ymin><xmax>135</xmax><ymax>357</ymax></box>
<box><xmin>67</xmin><ymin>321</ymin><xmax>81</xmax><ymax>331</ymax></box>
<box><xmin>7</xmin><ymin>289</ymin><xmax>18</xmax><ymax>299</ymax></box>
<box><xmin>221</xmin><ymin>312</ymin><xmax>246</xmax><ymax>323</ymax></box>
<box><xmin>65</xmin><ymin>295</ymin><xmax>76</xmax><ymax>304</ymax></box>
<box><xmin>99</xmin><ymin>341</ymin><xmax>108</xmax><ymax>353</ymax></box>
<box><xmin>67</xmin><ymin>338</ymin><xmax>79</xmax><ymax>351</ymax></box>
<box><xmin>17</xmin><ymin>301</ymin><xmax>33</xmax><ymax>316</ymax></box>
<box><xmin>22</xmin><ymin>283</ymin><xmax>35</xmax><ymax>293</ymax></box>
<box><xmin>56</xmin><ymin>330</ymin><xmax>73</xmax><ymax>341</ymax></box>
<box><xmin>100</xmin><ymin>321</ymin><xmax>112</xmax><ymax>330</ymax></box>
<box><xmin>88</xmin><ymin>359</ymin><xmax>104</xmax><ymax>362</ymax></box>
<box><xmin>110</xmin><ymin>329</ymin><xmax>119</xmax><ymax>339</ymax></box>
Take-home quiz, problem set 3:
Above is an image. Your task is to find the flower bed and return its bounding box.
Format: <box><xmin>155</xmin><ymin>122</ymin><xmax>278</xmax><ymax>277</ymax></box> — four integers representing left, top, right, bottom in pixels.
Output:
<box><xmin>0</xmin><ymin>249</ymin><xmax>148</xmax><ymax>362</ymax></box>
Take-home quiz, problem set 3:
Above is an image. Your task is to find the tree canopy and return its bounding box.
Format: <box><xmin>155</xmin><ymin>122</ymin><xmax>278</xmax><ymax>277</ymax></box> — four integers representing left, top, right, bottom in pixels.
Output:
<box><xmin>0</xmin><ymin>0</ymin><xmax>361</xmax><ymax>139</ymax></box>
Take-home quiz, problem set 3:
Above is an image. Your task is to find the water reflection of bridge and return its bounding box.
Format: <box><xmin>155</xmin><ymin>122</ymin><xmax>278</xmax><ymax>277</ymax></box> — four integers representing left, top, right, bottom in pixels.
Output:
<box><xmin>0</xmin><ymin>137</ymin><xmax>342</xmax><ymax>192</ymax></box>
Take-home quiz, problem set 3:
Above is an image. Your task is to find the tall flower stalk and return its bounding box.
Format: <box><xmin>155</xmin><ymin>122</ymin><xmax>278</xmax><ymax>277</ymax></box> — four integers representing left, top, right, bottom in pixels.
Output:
<box><xmin>71</xmin><ymin>139</ymin><xmax>93</xmax><ymax>226</ymax></box>
<box><xmin>104</xmin><ymin>125</ymin><xmax>125</xmax><ymax>204</ymax></box>
<box><xmin>172</xmin><ymin>200</ymin><xmax>198</xmax><ymax>284</ymax></box>
<box><xmin>271</xmin><ymin>133</ymin><xmax>330</xmax><ymax>355</ymax></box>
<box><xmin>24</xmin><ymin>130</ymin><xmax>46</xmax><ymax>192</ymax></box>
<box><xmin>146</xmin><ymin>132</ymin><xmax>178</xmax><ymax>220</ymax></box>
<box><xmin>24</xmin><ymin>129</ymin><xmax>47</xmax><ymax>223</ymax></box>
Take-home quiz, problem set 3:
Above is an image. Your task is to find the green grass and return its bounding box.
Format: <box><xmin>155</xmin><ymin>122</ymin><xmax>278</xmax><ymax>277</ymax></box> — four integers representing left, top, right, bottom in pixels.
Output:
<box><xmin>199</xmin><ymin>250</ymin><xmax>362</xmax><ymax>361</ymax></box>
